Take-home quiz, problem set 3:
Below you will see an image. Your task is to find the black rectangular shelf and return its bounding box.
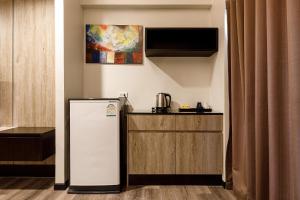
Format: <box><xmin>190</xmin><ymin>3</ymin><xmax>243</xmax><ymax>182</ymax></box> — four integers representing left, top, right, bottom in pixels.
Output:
<box><xmin>145</xmin><ymin>28</ymin><xmax>218</xmax><ymax>57</ymax></box>
<box><xmin>0</xmin><ymin>127</ymin><xmax>55</xmax><ymax>161</ymax></box>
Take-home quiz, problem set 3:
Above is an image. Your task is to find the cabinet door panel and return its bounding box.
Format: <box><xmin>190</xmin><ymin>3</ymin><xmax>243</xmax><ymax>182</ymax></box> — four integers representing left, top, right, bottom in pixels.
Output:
<box><xmin>176</xmin><ymin>132</ymin><xmax>223</xmax><ymax>174</ymax></box>
<box><xmin>129</xmin><ymin>131</ymin><xmax>175</xmax><ymax>174</ymax></box>
<box><xmin>128</xmin><ymin>115</ymin><xmax>175</xmax><ymax>131</ymax></box>
<box><xmin>175</xmin><ymin>115</ymin><xmax>223</xmax><ymax>131</ymax></box>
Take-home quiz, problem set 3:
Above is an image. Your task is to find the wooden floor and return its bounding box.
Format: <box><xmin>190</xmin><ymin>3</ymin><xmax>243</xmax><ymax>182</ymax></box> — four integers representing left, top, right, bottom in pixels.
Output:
<box><xmin>0</xmin><ymin>178</ymin><xmax>236</xmax><ymax>200</ymax></box>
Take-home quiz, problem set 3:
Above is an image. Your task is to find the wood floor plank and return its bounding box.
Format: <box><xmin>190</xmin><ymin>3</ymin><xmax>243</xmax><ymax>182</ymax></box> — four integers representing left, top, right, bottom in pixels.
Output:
<box><xmin>0</xmin><ymin>178</ymin><xmax>236</xmax><ymax>200</ymax></box>
<box><xmin>104</xmin><ymin>194</ymin><xmax>121</xmax><ymax>200</ymax></box>
<box><xmin>30</xmin><ymin>185</ymin><xmax>57</xmax><ymax>200</ymax></box>
<box><xmin>73</xmin><ymin>194</ymin><xmax>106</xmax><ymax>200</ymax></box>
<box><xmin>54</xmin><ymin>191</ymin><xmax>76</xmax><ymax>200</ymax></box>
<box><xmin>145</xmin><ymin>187</ymin><xmax>162</xmax><ymax>200</ymax></box>
<box><xmin>21</xmin><ymin>178</ymin><xmax>54</xmax><ymax>200</ymax></box>
<box><xmin>197</xmin><ymin>193</ymin><xmax>220</xmax><ymax>200</ymax></box>
<box><xmin>122</xmin><ymin>187</ymin><xmax>143</xmax><ymax>200</ymax></box>
<box><xmin>0</xmin><ymin>178</ymin><xmax>37</xmax><ymax>200</ymax></box>
<box><xmin>186</xmin><ymin>185</ymin><xmax>211</xmax><ymax>199</ymax></box>
<box><xmin>37</xmin><ymin>189</ymin><xmax>66</xmax><ymax>200</ymax></box>
<box><xmin>8</xmin><ymin>178</ymin><xmax>51</xmax><ymax>200</ymax></box>
<box><xmin>0</xmin><ymin>178</ymin><xmax>21</xmax><ymax>196</ymax></box>
<box><xmin>0</xmin><ymin>178</ymin><xmax>18</xmax><ymax>190</ymax></box>
<box><xmin>208</xmin><ymin>186</ymin><xmax>237</xmax><ymax>200</ymax></box>
<box><xmin>161</xmin><ymin>185</ymin><xmax>189</xmax><ymax>200</ymax></box>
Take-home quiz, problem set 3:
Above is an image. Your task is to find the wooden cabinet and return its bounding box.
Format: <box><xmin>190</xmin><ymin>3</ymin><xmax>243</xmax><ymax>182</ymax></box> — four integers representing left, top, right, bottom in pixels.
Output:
<box><xmin>128</xmin><ymin>115</ymin><xmax>175</xmax><ymax>131</ymax></box>
<box><xmin>176</xmin><ymin>132</ymin><xmax>223</xmax><ymax>174</ymax></box>
<box><xmin>127</xmin><ymin>114</ymin><xmax>223</xmax><ymax>177</ymax></box>
<box><xmin>128</xmin><ymin>131</ymin><xmax>175</xmax><ymax>174</ymax></box>
<box><xmin>175</xmin><ymin>115</ymin><xmax>223</xmax><ymax>131</ymax></box>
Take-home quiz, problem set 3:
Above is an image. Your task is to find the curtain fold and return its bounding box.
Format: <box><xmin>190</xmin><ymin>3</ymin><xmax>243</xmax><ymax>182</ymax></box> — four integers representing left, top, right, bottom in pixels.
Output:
<box><xmin>228</xmin><ymin>0</ymin><xmax>300</xmax><ymax>199</ymax></box>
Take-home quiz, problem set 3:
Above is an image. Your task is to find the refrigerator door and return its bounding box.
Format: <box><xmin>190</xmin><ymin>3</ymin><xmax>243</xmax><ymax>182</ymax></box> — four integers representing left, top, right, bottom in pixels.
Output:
<box><xmin>70</xmin><ymin>100</ymin><xmax>120</xmax><ymax>186</ymax></box>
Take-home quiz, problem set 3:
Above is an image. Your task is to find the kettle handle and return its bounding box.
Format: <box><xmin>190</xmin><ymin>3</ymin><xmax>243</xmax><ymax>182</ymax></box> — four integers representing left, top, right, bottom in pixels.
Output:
<box><xmin>165</xmin><ymin>94</ymin><xmax>171</xmax><ymax>108</ymax></box>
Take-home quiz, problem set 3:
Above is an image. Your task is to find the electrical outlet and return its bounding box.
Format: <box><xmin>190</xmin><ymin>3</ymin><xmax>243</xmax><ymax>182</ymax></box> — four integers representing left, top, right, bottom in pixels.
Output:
<box><xmin>119</xmin><ymin>92</ymin><xmax>128</xmax><ymax>98</ymax></box>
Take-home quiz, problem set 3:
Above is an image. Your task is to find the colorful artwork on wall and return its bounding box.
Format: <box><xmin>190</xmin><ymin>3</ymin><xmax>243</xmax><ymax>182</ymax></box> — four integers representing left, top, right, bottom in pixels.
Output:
<box><xmin>86</xmin><ymin>24</ymin><xmax>143</xmax><ymax>64</ymax></box>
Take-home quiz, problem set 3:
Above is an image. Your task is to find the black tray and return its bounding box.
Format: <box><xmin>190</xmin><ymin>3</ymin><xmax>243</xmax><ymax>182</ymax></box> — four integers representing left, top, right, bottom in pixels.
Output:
<box><xmin>178</xmin><ymin>108</ymin><xmax>212</xmax><ymax>113</ymax></box>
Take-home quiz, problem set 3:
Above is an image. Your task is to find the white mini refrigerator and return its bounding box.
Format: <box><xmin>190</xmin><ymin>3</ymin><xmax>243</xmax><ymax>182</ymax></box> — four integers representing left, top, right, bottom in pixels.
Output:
<box><xmin>69</xmin><ymin>99</ymin><xmax>120</xmax><ymax>193</ymax></box>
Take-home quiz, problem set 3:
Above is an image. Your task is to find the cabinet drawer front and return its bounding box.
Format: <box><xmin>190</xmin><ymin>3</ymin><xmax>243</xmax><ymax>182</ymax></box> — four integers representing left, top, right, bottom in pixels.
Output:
<box><xmin>128</xmin><ymin>131</ymin><xmax>176</xmax><ymax>174</ymax></box>
<box><xmin>128</xmin><ymin>115</ymin><xmax>175</xmax><ymax>131</ymax></box>
<box><xmin>176</xmin><ymin>132</ymin><xmax>223</xmax><ymax>174</ymax></box>
<box><xmin>175</xmin><ymin>115</ymin><xmax>223</xmax><ymax>131</ymax></box>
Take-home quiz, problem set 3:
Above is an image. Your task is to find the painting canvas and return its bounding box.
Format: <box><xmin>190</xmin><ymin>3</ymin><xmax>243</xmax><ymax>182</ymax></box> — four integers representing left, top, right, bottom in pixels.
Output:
<box><xmin>86</xmin><ymin>24</ymin><xmax>143</xmax><ymax>64</ymax></box>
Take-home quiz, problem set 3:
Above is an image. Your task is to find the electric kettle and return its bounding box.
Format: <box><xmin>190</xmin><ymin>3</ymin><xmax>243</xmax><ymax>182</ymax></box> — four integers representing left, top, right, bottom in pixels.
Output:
<box><xmin>156</xmin><ymin>93</ymin><xmax>171</xmax><ymax>113</ymax></box>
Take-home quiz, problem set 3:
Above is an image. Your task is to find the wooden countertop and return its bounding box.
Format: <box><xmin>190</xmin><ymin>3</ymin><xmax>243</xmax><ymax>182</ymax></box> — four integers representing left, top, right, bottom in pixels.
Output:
<box><xmin>0</xmin><ymin>127</ymin><xmax>55</xmax><ymax>137</ymax></box>
<box><xmin>127</xmin><ymin>110</ymin><xmax>223</xmax><ymax>115</ymax></box>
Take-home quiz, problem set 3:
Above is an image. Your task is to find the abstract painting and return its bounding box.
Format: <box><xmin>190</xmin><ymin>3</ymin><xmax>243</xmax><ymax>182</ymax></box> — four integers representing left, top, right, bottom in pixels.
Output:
<box><xmin>86</xmin><ymin>25</ymin><xmax>143</xmax><ymax>64</ymax></box>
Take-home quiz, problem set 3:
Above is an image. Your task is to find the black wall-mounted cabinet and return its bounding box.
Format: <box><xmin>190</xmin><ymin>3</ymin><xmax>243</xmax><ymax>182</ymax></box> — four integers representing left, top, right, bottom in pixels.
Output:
<box><xmin>145</xmin><ymin>28</ymin><xmax>218</xmax><ymax>57</ymax></box>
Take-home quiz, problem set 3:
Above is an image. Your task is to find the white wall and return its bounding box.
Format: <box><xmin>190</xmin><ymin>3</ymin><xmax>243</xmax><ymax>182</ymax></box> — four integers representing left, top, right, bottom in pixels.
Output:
<box><xmin>82</xmin><ymin>0</ymin><xmax>228</xmax><ymax>179</ymax></box>
<box><xmin>209</xmin><ymin>0</ymin><xmax>227</xmax><ymax>179</ymax></box>
<box><xmin>55</xmin><ymin>0</ymin><xmax>65</xmax><ymax>184</ymax></box>
<box><xmin>83</xmin><ymin>7</ymin><xmax>225</xmax><ymax>111</ymax></box>
<box><xmin>56</xmin><ymin>0</ymin><xmax>228</xmax><ymax>183</ymax></box>
<box><xmin>55</xmin><ymin>0</ymin><xmax>83</xmax><ymax>185</ymax></box>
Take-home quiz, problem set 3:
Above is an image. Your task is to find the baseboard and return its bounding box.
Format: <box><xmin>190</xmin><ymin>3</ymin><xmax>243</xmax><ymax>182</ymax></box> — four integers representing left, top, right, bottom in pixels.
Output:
<box><xmin>68</xmin><ymin>185</ymin><xmax>121</xmax><ymax>194</ymax></box>
<box><xmin>54</xmin><ymin>179</ymin><xmax>70</xmax><ymax>190</ymax></box>
<box><xmin>0</xmin><ymin>164</ymin><xmax>54</xmax><ymax>177</ymax></box>
<box><xmin>128</xmin><ymin>174</ymin><xmax>223</xmax><ymax>186</ymax></box>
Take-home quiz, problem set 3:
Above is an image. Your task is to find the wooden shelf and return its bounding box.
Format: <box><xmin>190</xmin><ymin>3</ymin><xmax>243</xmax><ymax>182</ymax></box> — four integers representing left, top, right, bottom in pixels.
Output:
<box><xmin>0</xmin><ymin>127</ymin><xmax>55</xmax><ymax>161</ymax></box>
<box><xmin>80</xmin><ymin>0</ymin><xmax>212</xmax><ymax>9</ymax></box>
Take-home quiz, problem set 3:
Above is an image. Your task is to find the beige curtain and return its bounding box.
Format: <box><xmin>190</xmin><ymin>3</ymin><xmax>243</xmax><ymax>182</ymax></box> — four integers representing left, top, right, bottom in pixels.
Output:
<box><xmin>228</xmin><ymin>0</ymin><xmax>300</xmax><ymax>199</ymax></box>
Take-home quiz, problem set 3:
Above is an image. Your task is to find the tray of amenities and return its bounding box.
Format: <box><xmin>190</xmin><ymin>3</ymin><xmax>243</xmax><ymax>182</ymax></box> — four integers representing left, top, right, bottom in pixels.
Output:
<box><xmin>178</xmin><ymin>108</ymin><xmax>213</xmax><ymax>113</ymax></box>
<box><xmin>0</xmin><ymin>127</ymin><xmax>55</xmax><ymax>161</ymax></box>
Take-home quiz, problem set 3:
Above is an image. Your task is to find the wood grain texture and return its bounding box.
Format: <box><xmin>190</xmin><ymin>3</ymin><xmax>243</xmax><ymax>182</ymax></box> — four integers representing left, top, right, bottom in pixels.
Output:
<box><xmin>0</xmin><ymin>178</ymin><xmax>236</xmax><ymax>200</ymax></box>
<box><xmin>128</xmin><ymin>131</ymin><xmax>176</xmax><ymax>174</ymax></box>
<box><xmin>128</xmin><ymin>115</ymin><xmax>175</xmax><ymax>131</ymax></box>
<box><xmin>13</xmin><ymin>0</ymin><xmax>55</xmax><ymax>127</ymax></box>
<box><xmin>176</xmin><ymin>132</ymin><xmax>223</xmax><ymax>174</ymax></box>
<box><xmin>175</xmin><ymin>115</ymin><xmax>223</xmax><ymax>131</ymax></box>
<box><xmin>0</xmin><ymin>0</ymin><xmax>13</xmax><ymax>127</ymax></box>
<box><xmin>0</xmin><ymin>155</ymin><xmax>55</xmax><ymax>165</ymax></box>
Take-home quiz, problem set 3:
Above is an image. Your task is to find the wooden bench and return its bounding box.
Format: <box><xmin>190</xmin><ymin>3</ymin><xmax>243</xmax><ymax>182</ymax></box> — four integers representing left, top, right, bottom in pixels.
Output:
<box><xmin>0</xmin><ymin>127</ymin><xmax>55</xmax><ymax>161</ymax></box>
